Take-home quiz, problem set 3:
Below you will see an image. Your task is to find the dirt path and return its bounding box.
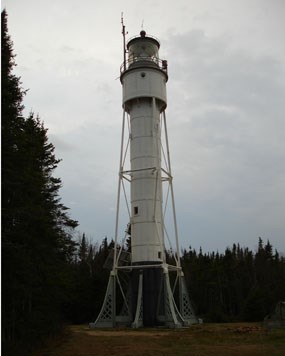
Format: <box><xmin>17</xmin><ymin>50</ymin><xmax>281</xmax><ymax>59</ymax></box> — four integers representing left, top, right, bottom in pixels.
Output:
<box><xmin>33</xmin><ymin>323</ymin><xmax>285</xmax><ymax>356</ymax></box>
<box><xmin>71</xmin><ymin>324</ymin><xmax>173</xmax><ymax>337</ymax></box>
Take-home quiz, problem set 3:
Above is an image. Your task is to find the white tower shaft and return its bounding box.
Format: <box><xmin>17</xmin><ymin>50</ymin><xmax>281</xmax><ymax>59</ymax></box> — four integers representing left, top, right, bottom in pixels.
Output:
<box><xmin>130</xmin><ymin>97</ymin><xmax>164</xmax><ymax>263</ymax></box>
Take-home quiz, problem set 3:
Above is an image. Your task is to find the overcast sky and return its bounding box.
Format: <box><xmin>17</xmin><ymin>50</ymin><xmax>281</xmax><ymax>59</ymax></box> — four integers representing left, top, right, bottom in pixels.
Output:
<box><xmin>3</xmin><ymin>0</ymin><xmax>285</xmax><ymax>254</ymax></box>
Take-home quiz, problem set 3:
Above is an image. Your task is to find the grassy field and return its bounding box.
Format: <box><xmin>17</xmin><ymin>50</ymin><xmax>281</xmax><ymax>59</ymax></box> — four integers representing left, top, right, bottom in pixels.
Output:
<box><xmin>33</xmin><ymin>323</ymin><xmax>285</xmax><ymax>356</ymax></box>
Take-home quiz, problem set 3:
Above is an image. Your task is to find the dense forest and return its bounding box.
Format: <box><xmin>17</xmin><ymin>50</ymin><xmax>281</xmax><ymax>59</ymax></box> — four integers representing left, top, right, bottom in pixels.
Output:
<box><xmin>68</xmin><ymin>235</ymin><xmax>285</xmax><ymax>325</ymax></box>
<box><xmin>2</xmin><ymin>9</ymin><xmax>285</xmax><ymax>356</ymax></box>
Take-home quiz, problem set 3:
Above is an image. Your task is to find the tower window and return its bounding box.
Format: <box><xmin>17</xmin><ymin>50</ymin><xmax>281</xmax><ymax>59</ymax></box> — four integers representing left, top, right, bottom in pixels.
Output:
<box><xmin>158</xmin><ymin>251</ymin><xmax>162</xmax><ymax>259</ymax></box>
<box><xmin>134</xmin><ymin>206</ymin><xmax>139</xmax><ymax>215</ymax></box>
<box><xmin>141</xmin><ymin>72</ymin><xmax>146</xmax><ymax>78</ymax></box>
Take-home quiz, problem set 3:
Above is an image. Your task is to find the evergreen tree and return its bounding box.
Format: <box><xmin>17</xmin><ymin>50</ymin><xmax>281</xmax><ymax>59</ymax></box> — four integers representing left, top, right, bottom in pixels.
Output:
<box><xmin>79</xmin><ymin>233</ymin><xmax>88</xmax><ymax>262</ymax></box>
<box><xmin>2</xmin><ymin>10</ymin><xmax>78</xmax><ymax>354</ymax></box>
<box><xmin>1</xmin><ymin>8</ymin><xmax>26</xmax><ymax>247</ymax></box>
<box><xmin>2</xmin><ymin>9</ymin><xmax>27</xmax><ymax>346</ymax></box>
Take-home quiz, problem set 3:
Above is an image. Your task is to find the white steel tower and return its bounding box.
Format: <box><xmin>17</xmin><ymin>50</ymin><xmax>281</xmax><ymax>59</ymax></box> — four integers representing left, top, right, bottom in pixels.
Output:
<box><xmin>90</xmin><ymin>27</ymin><xmax>197</xmax><ymax>328</ymax></box>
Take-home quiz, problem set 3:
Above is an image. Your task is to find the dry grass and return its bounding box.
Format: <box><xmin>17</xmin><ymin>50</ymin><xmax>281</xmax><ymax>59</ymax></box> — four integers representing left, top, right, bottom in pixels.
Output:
<box><xmin>32</xmin><ymin>323</ymin><xmax>285</xmax><ymax>356</ymax></box>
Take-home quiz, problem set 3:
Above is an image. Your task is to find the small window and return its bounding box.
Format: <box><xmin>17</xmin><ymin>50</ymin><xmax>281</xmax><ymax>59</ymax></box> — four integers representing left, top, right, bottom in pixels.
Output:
<box><xmin>141</xmin><ymin>72</ymin><xmax>146</xmax><ymax>78</ymax></box>
<box><xmin>158</xmin><ymin>251</ymin><xmax>162</xmax><ymax>259</ymax></box>
<box><xmin>134</xmin><ymin>206</ymin><xmax>139</xmax><ymax>215</ymax></box>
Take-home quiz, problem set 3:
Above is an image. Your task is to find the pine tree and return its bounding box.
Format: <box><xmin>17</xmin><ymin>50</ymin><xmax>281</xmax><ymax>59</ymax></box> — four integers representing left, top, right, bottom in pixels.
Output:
<box><xmin>2</xmin><ymin>9</ymin><xmax>27</xmax><ymax>345</ymax></box>
<box><xmin>2</xmin><ymin>10</ymin><xmax>78</xmax><ymax>354</ymax></box>
<box><xmin>79</xmin><ymin>233</ymin><xmax>88</xmax><ymax>262</ymax></box>
<box><xmin>1</xmin><ymin>9</ymin><xmax>26</xmax><ymax>246</ymax></box>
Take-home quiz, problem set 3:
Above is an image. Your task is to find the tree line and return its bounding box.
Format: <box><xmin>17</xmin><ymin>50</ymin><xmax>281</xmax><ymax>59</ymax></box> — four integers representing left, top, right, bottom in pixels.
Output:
<box><xmin>71</xmin><ymin>236</ymin><xmax>285</xmax><ymax>326</ymax></box>
<box><xmin>2</xmin><ymin>9</ymin><xmax>285</xmax><ymax>356</ymax></box>
<box><xmin>181</xmin><ymin>238</ymin><xmax>285</xmax><ymax>322</ymax></box>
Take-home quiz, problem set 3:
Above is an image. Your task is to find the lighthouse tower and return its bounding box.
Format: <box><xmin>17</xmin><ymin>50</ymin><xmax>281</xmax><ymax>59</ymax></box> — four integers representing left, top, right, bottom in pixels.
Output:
<box><xmin>90</xmin><ymin>27</ymin><xmax>197</xmax><ymax>328</ymax></box>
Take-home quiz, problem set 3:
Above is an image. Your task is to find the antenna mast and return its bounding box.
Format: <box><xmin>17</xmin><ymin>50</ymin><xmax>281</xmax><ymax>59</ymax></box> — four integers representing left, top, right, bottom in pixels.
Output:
<box><xmin>121</xmin><ymin>13</ymin><xmax>127</xmax><ymax>72</ymax></box>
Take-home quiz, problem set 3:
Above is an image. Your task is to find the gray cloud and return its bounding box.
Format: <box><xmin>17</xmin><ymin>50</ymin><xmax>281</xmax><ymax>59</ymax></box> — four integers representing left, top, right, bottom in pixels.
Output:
<box><xmin>162</xmin><ymin>29</ymin><xmax>285</xmax><ymax>252</ymax></box>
